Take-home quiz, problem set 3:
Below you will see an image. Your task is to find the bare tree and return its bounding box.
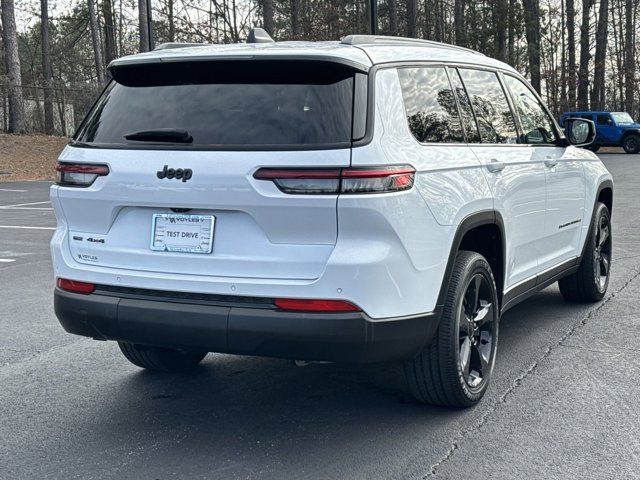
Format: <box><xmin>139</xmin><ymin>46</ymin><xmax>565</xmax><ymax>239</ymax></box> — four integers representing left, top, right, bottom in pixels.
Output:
<box><xmin>522</xmin><ymin>0</ymin><xmax>542</xmax><ymax>92</ymax></box>
<box><xmin>1</xmin><ymin>0</ymin><xmax>25</xmax><ymax>133</ymax></box>
<box><xmin>566</xmin><ymin>0</ymin><xmax>576</xmax><ymax>110</ymax></box>
<box><xmin>291</xmin><ymin>0</ymin><xmax>301</xmax><ymax>37</ymax></box>
<box><xmin>624</xmin><ymin>0</ymin><xmax>635</xmax><ymax>115</ymax></box>
<box><xmin>263</xmin><ymin>0</ymin><xmax>275</xmax><ymax>36</ymax></box>
<box><xmin>407</xmin><ymin>0</ymin><xmax>418</xmax><ymax>37</ymax></box>
<box><xmin>507</xmin><ymin>0</ymin><xmax>516</xmax><ymax>64</ymax></box>
<box><xmin>577</xmin><ymin>0</ymin><xmax>592</xmax><ymax>109</ymax></box>
<box><xmin>139</xmin><ymin>0</ymin><xmax>151</xmax><ymax>52</ymax></box>
<box><xmin>454</xmin><ymin>0</ymin><xmax>466</xmax><ymax>46</ymax></box>
<box><xmin>167</xmin><ymin>0</ymin><xmax>175</xmax><ymax>42</ymax></box>
<box><xmin>365</xmin><ymin>0</ymin><xmax>372</xmax><ymax>33</ymax></box>
<box><xmin>41</xmin><ymin>0</ymin><xmax>54</xmax><ymax>134</ymax></box>
<box><xmin>591</xmin><ymin>0</ymin><xmax>609</xmax><ymax>110</ymax></box>
<box><xmin>102</xmin><ymin>0</ymin><xmax>117</xmax><ymax>63</ymax></box>
<box><xmin>88</xmin><ymin>0</ymin><xmax>105</xmax><ymax>82</ymax></box>
<box><xmin>388</xmin><ymin>0</ymin><xmax>398</xmax><ymax>35</ymax></box>
<box><xmin>495</xmin><ymin>0</ymin><xmax>508</xmax><ymax>61</ymax></box>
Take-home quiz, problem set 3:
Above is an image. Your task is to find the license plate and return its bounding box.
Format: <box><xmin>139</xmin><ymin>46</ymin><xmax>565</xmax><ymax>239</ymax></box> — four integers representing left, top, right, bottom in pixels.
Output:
<box><xmin>150</xmin><ymin>213</ymin><xmax>215</xmax><ymax>254</ymax></box>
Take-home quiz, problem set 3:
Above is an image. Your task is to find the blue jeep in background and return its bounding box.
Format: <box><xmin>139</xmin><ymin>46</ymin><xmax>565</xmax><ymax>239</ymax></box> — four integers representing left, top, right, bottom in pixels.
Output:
<box><xmin>560</xmin><ymin>111</ymin><xmax>640</xmax><ymax>154</ymax></box>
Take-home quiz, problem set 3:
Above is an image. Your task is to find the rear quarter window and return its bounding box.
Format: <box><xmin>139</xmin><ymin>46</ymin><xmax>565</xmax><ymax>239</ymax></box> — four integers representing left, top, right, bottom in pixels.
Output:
<box><xmin>397</xmin><ymin>67</ymin><xmax>464</xmax><ymax>144</ymax></box>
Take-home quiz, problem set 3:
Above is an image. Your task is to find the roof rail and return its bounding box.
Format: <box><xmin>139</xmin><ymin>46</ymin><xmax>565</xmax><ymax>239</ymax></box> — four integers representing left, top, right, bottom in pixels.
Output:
<box><xmin>153</xmin><ymin>42</ymin><xmax>208</xmax><ymax>51</ymax></box>
<box><xmin>340</xmin><ymin>35</ymin><xmax>483</xmax><ymax>56</ymax></box>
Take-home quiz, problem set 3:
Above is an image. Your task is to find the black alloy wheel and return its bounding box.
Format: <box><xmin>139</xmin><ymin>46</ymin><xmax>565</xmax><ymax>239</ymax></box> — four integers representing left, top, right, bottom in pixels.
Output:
<box><xmin>593</xmin><ymin>210</ymin><xmax>612</xmax><ymax>293</ymax></box>
<box><xmin>459</xmin><ymin>274</ymin><xmax>496</xmax><ymax>390</ymax></box>
<box><xmin>559</xmin><ymin>202</ymin><xmax>612</xmax><ymax>302</ymax></box>
<box><xmin>405</xmin><ymin>251</ymin><xmax>499</xmax><ymax>407</ymax></box>
<box><xmin>623</xmin><ymin>135</ymin><xmax>640</xmax><ymax>154</ymax></box>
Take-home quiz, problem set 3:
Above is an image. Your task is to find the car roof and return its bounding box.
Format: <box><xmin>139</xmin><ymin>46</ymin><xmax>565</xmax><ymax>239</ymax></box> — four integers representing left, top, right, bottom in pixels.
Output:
<box><xmin>108</xmin><ymin>36</ymin><xmax>518</xmax><ymax>75</ymax></box>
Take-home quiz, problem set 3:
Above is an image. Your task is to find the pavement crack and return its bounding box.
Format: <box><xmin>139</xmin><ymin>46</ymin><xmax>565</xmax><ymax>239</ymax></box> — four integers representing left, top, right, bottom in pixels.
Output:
<box><xmin>0</xmin><ymin>337</ymin><xmax>90</xmax><ymax>371</ymax></box>
<box><xmin>424</xmin><ymin>267</ymin><xmax>640</xmax><ymax>478</ymax></box>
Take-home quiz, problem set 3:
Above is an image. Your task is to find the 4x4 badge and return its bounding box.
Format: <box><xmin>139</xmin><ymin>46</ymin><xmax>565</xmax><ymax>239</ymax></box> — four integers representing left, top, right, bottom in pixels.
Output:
<box><xmin>157</xmin><ymin>165</ymin><xmax>193</xmax><ymax>183</ymax></box>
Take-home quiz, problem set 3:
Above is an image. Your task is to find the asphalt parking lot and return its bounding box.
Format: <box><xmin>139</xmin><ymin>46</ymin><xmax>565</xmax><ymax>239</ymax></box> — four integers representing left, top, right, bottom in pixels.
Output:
<box><xmin>1</xmin><ymin>154</ymin><xmax>639</xmax><ymax>479</ymax></box>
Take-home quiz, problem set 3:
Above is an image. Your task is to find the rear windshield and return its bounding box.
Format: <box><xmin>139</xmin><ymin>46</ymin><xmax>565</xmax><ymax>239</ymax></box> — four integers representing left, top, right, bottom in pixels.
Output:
<box><xmin>74</xmin><ymin>60</ymin><xmax>358</xmax><ymax>149</ymax></box>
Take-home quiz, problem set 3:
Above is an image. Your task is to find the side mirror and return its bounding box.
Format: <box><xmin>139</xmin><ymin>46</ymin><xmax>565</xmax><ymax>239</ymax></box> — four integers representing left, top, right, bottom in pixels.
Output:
<box><xmin>564</xmin><ymin>118</ymin><xmax>596</xmax><ymax>147</ymax></box>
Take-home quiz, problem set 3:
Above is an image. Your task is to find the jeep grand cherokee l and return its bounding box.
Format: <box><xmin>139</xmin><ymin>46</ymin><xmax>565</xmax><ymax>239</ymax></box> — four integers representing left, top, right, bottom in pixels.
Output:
<box><xmin>52</xmin><ymin>32</ymin><xmax>613</xmax><ymax>408</ymax></box>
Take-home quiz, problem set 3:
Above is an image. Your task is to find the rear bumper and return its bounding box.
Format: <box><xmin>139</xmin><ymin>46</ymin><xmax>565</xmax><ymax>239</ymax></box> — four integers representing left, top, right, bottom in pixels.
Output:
<box><xmin>54</xmin><ymin>287</ymin><xmax>439</xmax><ymax>363</ymax></box>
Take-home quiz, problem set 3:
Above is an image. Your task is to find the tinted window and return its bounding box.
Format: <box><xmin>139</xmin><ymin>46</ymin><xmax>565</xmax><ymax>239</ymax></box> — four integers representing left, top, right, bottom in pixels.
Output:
<box><xmin>503</xmin><ymin>75</ymin><xmax>558</xmax><ymax>144</ymax></box>
<box><xmin>398</xmin><ymin>67</ymin><xmax>463</xmax><ymax>143</ymax></box>
<box><xmin>580</xmin><ymin>114</ymin><xmax>594</xmax><ymax>120</ymax></box>
<box><xmin>458</xmin><ymin>69</ymin><xmax>518</xmax><ymax>144</ymax></box>
<box><xmin>448</xmin><ymin>68</ymin><xmax>481</xmax><ymax>143</ymax></box>
<box><xmin>75</xmin><ymin>61</ymin><xmax>355</xmax><ymax>148</ymax></box>
<box><xmin>597</xmin><ymin>114</ymin><xmax>612</xmax><ymax>125</ymax></box>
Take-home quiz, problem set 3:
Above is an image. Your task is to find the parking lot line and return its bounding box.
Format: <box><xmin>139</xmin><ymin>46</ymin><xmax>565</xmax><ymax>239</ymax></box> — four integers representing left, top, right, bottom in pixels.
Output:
<box><xmin>0</xmin><ymin>258</ymin><xmax>16</xmax><ymax>263</ymax></box>
<box><xmin>0</xmin><ymin>188</ymin><xmax>27</xmax><ymax>192</ymax></box>
<box><xmin>0</xmin><ymin>225</ymin><xmax>56</xmax><ymax>230</ymax></box>
<box><xmin>0</xmin><ymin>201</ymin><xmax>51</xmax><ymax>209</ymax></box>
<box><xmin>0</xmin><ymin>207</ymin><xmax>54</xmax><ymax>210</ymax></box>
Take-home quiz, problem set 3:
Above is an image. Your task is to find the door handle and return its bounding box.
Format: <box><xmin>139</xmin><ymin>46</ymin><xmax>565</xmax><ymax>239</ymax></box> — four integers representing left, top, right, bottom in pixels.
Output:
<box><xmin>486</xmin><ymin>159</ymin><xmax>505</xmax><ymax>173</ymax></box>
<box><xmin>544</xmin><ymin>158</ymin><xmax>558</xmax><ymax>168</ymax></box>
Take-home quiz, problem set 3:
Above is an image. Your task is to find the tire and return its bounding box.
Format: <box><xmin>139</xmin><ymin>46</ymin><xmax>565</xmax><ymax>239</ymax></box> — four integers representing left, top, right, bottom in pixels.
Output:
<box><xmin>404</xmin><ymin>251</ymin><xmax>499</xmax><ymax>408</ymax></box>
<box><xmin>622</xmin><ymin>134</ymin><xmax>640</xmax><ymax>154</ymax></box>
<box><xmin>559</xmin><ymin>202</ymin><xmax>612</xmax><ymax>302</ymax></box>
<box><xmin>586</xmin><ymin>145</ymin><xmax>600</xmax><ymax>153</ymax></box>
<box><xmin>118</xmin><ymin>342</ymin><xmax>207</xmax><ymax>372</ymax></box>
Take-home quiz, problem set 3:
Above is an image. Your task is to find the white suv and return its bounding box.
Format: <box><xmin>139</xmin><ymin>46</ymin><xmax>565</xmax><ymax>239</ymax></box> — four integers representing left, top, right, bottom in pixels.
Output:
<box><xmin>51</xmin><ymin>32</ymin><xmax>613</xmax><ymax>407</ymax></box>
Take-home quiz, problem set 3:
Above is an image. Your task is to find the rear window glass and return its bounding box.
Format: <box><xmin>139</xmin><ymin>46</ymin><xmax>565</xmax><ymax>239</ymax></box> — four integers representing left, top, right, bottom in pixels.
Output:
<box><xmin>74</xmin><ymin>61</ymin><xmax>356</xmax><ymax>149</ymax></box>
<box><xmin>458</xmin><ymin>69</ymin><xmax>518</xmax><ymax>144</ymax></box>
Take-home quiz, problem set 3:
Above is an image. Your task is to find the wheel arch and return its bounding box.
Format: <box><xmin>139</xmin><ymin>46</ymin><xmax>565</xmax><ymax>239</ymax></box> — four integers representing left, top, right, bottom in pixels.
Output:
<box><xmin>437</xmin><ymin>210</ymin><xmax>506</xmax><ymax>311</ymax></box>
<box><xmin>620</xmin><ymin>128</ymin><xmax>640</xmax><ymax>143</ymax></box>
<box><xmin>597</xmin><ymin>182</ymin><xmax>613</xmax><ymax>214</ymax></box>
<box><xmin>580</xmin><ymin>179</ymin><xmax>613</xmax><ymax>260</ymax></box>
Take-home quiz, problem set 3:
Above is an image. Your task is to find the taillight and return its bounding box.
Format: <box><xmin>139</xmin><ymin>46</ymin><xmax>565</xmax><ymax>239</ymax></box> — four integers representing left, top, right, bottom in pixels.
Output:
<box><xmin>254</xmin><ymin>165</ymin><xmax>415</xmax><ymax>194</ymax></box>
<box><xmin>56</xmin><ymin>278</ymin><xmax>95</xmax><ymax>294</ymax></box>
<box><xmin>55</xmin><ymin>162</ymin><xmax>109</xmax><ymax>187</ymax></box>
<box><xmin>274</xmin><ymin>298</ymin><xmax>361</xmax><ymax>312</ymax></box>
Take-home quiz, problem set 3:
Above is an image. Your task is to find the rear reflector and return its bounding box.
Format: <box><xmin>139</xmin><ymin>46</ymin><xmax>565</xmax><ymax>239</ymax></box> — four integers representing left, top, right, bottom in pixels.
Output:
<box><xmin>55</xmin><ymin>162</ymin><xmax>109</xmax><ymax>187</ymax></box>
<box><xmin>56</xmin><ymin>278</ymin><xmax>95</xmax><ymax>294</ymax></box>
<box><xmin>254</xmin><ymin>165</ymin><xmax>415</xmax><ymax>194</ymax></box>
<box><xmin>274</xmin><ymin>298</ymin><xmax>361</xmax><ymax>312</ymax></box>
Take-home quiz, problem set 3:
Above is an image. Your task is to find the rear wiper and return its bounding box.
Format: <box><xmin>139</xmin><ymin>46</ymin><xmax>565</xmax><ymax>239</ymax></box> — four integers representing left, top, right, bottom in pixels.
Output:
<box><xmin>124</xmin><ymin>128</ymin><xmax>193</xmax><ymax>143</ymax></box>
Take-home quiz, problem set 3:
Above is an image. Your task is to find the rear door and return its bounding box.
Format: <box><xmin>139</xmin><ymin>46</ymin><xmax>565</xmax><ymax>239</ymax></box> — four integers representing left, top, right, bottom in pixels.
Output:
<box><xmin>458</xmin><ymin>68</ymin><xmax>548</xmax><ymax>288</ymax></box>
<box><xmin>55</xmin><ymin>60</ymin><xmax>360</xmax><ymax>281</ymax></box>
<box><xmin>502</xmin><ymin>74</ymin><xmax>586</xmax><ymax>271</ymax></box>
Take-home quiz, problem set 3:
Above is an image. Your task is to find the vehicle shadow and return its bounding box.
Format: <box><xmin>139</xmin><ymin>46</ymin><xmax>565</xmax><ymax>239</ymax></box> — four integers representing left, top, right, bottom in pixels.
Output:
<box><xmin>68</xmin><ymin>286</ymin><xmax>593</xmax><ymax>477</ymax></box>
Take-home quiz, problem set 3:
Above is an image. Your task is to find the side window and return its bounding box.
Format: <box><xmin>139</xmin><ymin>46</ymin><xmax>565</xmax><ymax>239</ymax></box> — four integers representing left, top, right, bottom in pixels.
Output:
<box><xmin>580</xmin><ymin>114</ymin><xmax>593</xmax><ymax>121</ymax></box>
<box><xmin>397</xmin><ymin>67</ymin><xmax>464</xmax><ymax>143</ymax></box>
<box><xmin>503</xmin><ymin>75</ymin><xmax>559</xmax><ymax>144</ymax></box>
<box><xmin>597</xmin><ymin>114</ymin><xmax>612</xmax><ymax>126</ymax></box>
<box><xmin>458</xmin><ymin>69</ymin><xmax>518</xmax><ymax>144</ymax></box>
<box><xmin>447</xmin><ymin>67</ymin><xmax>481</xmax><ymax>143</ymax></box>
